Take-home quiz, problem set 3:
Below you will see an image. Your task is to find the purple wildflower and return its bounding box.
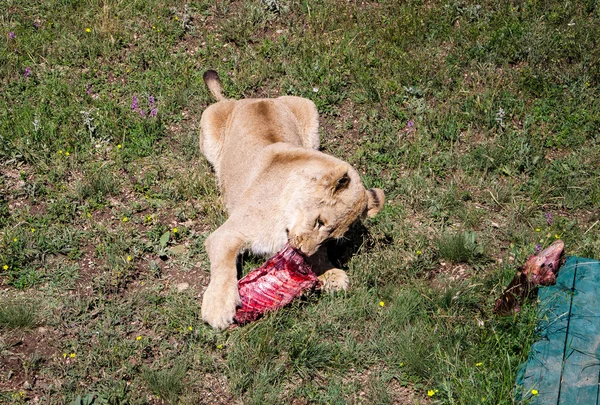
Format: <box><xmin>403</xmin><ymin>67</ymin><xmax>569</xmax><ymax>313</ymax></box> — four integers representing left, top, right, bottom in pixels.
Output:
<box><xmin>545</xmin><ymin>212</ymin><xmax>553</xmax><ymax>226</ymax></box>
<box><xmin>148</xmin><ymin>95</ymin><xmax>155</xmax><ymax>106</ymax></box>
<box><xmin>9</xmin><ymin>32</ymin><xmax>15</xmax><ymax>39</ymax></box>
<box><xmin>34</xmin><ymin>22</ymin><xmax>39</xmax><ymax>29</ymax></box>
<box><xmin>403</xmin><ymin>119</ymin><xmax>415</xmax><ymax>134</ymax></box>
<box><xmin>24</xmin><ymin>67</ymin><xmax>31</xmax><ymax>78</ymax></box>
<box><xmin>535</xmin><ymin>244</ymin><xmax>542</xmax><ymax>253</ymax></box>
<box><xmin>150</xmin><ymin>108</ymin><xmax>157</xmax><ymax>117</ymax></box>
<box><xmin>86</xmin><ymin>83</ymin><xmax>93</xmax><ymax>95</ymax></box>
<box><xmin>139</xmin><ymin>109</ymin><xmax>146</xmax><ymax>117</ymax></box>
<box><xmin>131</xmin><ymin>96</ymin><xmax>139</xmax><ymax>111</ymax></box>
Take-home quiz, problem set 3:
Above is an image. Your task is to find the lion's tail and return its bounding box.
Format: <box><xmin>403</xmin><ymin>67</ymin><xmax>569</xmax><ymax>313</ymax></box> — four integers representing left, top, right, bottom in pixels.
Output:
<box><xmin>203</xmin><ymin>70</ymin><xmax>226</xmax><ymax>101</ymax></box>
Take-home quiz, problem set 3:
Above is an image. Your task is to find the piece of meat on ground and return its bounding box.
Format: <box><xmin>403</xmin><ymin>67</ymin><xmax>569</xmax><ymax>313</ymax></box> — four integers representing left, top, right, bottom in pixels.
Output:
<box><xmin>234</xmin><ymin>243</ymin><xmax>321</xmax><ymax>325</ymax></box>
<box><xmin>494</xmin><ymin>240</ymin><xmax>565</xmax><ymax>315</ymax></box>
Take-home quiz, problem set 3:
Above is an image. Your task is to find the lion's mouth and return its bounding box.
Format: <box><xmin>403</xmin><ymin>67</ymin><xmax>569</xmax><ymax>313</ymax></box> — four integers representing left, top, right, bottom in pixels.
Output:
<box><xmin>287</xmin><ymin>238</ymin><xmax>317</xmax><ymax>257</ymax></box>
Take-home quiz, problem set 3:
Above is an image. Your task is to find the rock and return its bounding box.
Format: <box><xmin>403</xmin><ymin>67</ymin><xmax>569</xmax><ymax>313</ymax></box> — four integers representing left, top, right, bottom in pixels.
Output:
<box><xmin>176</xmin><ymin>282</ymin><xmax>189</xmax><ymax>292</ymax></box>
<box><xmin>169</xmin><ymin>245</ymin><xmax>187</xmax><ymax>255</ymax></box>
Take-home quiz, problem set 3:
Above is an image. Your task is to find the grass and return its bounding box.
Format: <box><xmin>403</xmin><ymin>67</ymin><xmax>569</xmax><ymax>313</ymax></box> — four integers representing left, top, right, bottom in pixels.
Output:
<box><xmin>142</xmin><ymin>362</ymin><xmax>188</xmax><ymax>404</ymax></box>
<box><xmin>1</xmin><ymin>0</ymin><xmax>600</xmax><ymax>403</ymax></box>
<box><xmin>0</xmin><ymin>300</ymin><xmax>37</xmax><ymax>330</ymax></box>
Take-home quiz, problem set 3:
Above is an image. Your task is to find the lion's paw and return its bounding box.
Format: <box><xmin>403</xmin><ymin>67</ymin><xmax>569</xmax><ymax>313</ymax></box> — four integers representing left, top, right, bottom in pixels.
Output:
<box><xmin>318</xmin><ymin>268</ymin><xmax>349</xmax><ymax>292</ymax></box>
<box><xmin>201</xmin><ymin>281</ymin><xmax>240</xmax><ymax>330</ymax></box>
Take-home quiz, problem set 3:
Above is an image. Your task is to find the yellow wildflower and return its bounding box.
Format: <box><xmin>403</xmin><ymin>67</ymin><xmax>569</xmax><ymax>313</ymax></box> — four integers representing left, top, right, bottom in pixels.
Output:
<box><xmin>117</xmin><ymin>144</ymin><xmax>122</xmax><ymax>149</ymax></box>
<box><xmin>13</xmin><ymin>238</ymin><xmax>18</xmax><ymax>242</ymax></box>
<box><xmin>127</xmin><ymin>256</ymin><xmax>132</xmax><ymax>262</ymax></box>
<box><xmin>379</xmin><ymin>301</ymin><xmax>385</xmax><ymax>307</ymax></box>
<box><xmin>69</xmin><ymin>353</ymin><xmax>76</xmax><ymax>358</ymax></box>
<box><xmin>476</xmin><ymin>362</ymin><xmax>483</xmax><ymax>367</ymax></box>
<box><xmin>416</xmin><ymin>249</ymin><xmax>422</xmax><ymax>255</ymax></box>
<box><xmin>531</xmin><ymin>389</ymin><xmax>539</xmax><ymax>396</ymax></box>
<box><xmin>58</xmin><ymin>150</ymin><xmax>63</xmax><ymax>154</ymax></box>
<box><xmin>535</xmin><ymin>228</ymin><xmax>541</xmax><ymax>232</ymax></box>
<box><xmin>174</xmin><ymin>16</ymin><xmax>179</xmax><ymax>21</ymax></box>
<box><xmin>122</xmin><ymin>217</ymin><xmax>128</xmax><ymax>222</ymax></box>
<box><xmin>188</xmin><ymin>326</ymin><xmax>193</xmax><ymax>331</ymax></box>
<box><xmin>172</xmin><ymin>228</ymin><xmax>178</xmax><ymax>234</ymax></box>
<box><xmin>3</xmin><ymin>265</ymin><xmax>8</xmax><ymax>270</ymax></box>
<box><xmin>217</xmin><ymin>344</ymin><xmax>223</xmax><ymax>349</ymax></box>
<box><xmin>63</xmin><ymin>353</ymin><xmax>67</xmax><ymax>358</ymax></box>
<box><xmin>31</xmin><ymin>228</ymin><xmax>35</xmax><ymax>232</ymax></box>
<box><xmin>427</xmin><ymin>390</ymin><xmax>435</xmax><ymax>397</ymax></box>
<box><xmin>85</xmin><ymin>28</ymin><xmax>91</xmax><ymax>33</ymax></box>
<box><xmin>65</xmin><ymin>151</ymin><xmax>70</xmax><ymax>156</ymax></box>
<box><xmin>136</xmin><ymin>335</ymin><xmax>142</xmax><ymax>341</ymax></box>
<box><xmin>555</xmin><ymin>234</ymin><xmax>560</xmax><ymax>239</ymax></box>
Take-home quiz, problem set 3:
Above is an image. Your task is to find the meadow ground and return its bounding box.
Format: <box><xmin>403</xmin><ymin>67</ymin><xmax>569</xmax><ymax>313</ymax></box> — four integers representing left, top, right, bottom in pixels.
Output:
<box><xmin>1</xmin><ymin>0</ymin><xmax>599</xmax><ymax>404</ymax></box>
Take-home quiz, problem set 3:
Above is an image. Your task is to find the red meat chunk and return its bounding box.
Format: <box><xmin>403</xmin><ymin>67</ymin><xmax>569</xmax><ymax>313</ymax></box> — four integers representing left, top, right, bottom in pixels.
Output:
<box><xmin>234</xmin><ymin>244</ymin><xmax>321</xmax><ymax>325</ymax></box>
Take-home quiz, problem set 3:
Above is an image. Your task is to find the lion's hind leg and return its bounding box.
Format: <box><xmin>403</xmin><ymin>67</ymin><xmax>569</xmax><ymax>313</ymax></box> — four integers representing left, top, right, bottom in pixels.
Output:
<box><xmin>307</xmin><ymin>246</ymin><xmax>350</xmax><ymax>292</ymax></box>
<box><xmin>277</xmin><ymin>96</ymin><xmax>320</xmax><ymax>150</ymax></box>
<box><xmin>199</xmin><ymin>100</ymin><xmax>235</xmax><ymax>172</ymax></box>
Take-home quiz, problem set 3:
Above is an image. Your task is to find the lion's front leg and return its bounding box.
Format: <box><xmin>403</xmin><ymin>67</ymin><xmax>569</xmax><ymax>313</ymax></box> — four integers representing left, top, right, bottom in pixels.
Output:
<box><xmin>307</xmin><ymin>246</ymin><xmax>349</xmax><ymax>292</ymax></box>
<box><xmin>201</xmin><ymin>223</ymin><xmax>244</xmax><ymax>330</ymax></box>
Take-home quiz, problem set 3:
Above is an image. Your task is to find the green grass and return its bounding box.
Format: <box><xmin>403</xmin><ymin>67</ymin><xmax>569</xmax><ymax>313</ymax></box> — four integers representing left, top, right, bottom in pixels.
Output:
<box><xmin>142</xmin><ymin>362</ymin><xmax>188</xmax><ymax>404</ymax></box>
<box><xmin>1</xmin><ymin>0</ymin><xmax>600</xmax><ymax>403</ymax></box>
<box><xmin>0</xmin><ymin>299</ymin><xmax>37</xmax><ymax>330</ymax></box>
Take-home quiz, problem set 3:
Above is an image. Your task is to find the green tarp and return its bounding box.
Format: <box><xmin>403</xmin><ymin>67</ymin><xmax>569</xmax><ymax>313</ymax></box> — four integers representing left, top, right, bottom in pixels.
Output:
<box><xmin>516</xmin><ymin>256</ymin><xmax>600</xmax><ymax>404</ymax></box>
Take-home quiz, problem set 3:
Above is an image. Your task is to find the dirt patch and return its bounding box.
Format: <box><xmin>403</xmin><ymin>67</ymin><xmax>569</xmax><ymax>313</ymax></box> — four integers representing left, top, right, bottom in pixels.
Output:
<box><xmin>319</xmin><ymin>99</ymin><xmax>364</xmax><ymax>159</ymax></box>
<box><xmin>0</xmin><ymin>327</ymin><xmax>60</xmax><ymax>394</ymax></box>
<box><xmin>429</xmin><ymin>262</ymin><xmax>474</xmax><ymax>288</ymax></box>
<box><xmin>163</xmin><ymin>264</ymin><xmax>209</xmax><ymax>296</ymax></box>
<box><xmin>186</xmin><ymin>373</ymin><xmax>238</xmax><ymax>405</ymax></box>
<box><xmin>73</xmin><ymin>245</ymin><xmax>101</xmax><ymax>296</ymax></box>
<box><xmin>343</xmin><ymin>366</ymin><xmax>432</xmax><ymax>405</ymax></box>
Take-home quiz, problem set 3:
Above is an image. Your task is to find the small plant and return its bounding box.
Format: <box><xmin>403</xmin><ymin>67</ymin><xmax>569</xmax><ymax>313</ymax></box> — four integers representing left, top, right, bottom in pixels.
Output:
<box><xmin>0</xmin><ymin>299</ymin><xmax>37</xmax><ymax>329</ymax></box>
<box><xmin>158</xmin><ymin>230</ymin><xmax>171</xmax><ymax>259</ymax></box>
<box><xmin>77</xmin><ymin>166</ymin><xmax>119</xmax><ymax>204</ymax></box>
<box><xmin>437</xmin><ymin>231</ymin><xmax>483</xmax><ymax>264</ymax></box>
<box><xmin>142</xmin><ymin>362</ymin><xmax>187</xmax><ymax>404</ymax></box>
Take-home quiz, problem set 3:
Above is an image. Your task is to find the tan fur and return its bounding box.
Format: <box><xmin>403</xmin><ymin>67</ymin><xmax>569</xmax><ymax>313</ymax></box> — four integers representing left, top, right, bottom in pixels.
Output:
<box><xmin>199</xmin><ymin>70</ymin><xmax>385</xmax><ymax>330</ymax></box>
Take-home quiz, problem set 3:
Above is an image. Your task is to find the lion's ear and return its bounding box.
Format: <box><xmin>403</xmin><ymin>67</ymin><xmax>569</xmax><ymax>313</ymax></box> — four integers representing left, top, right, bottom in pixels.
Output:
<box><xmin>364</xmin><ymin>188</ymin><xmax>385</xmax><ymax>217</ymax></box>
<box><xmin>319</xmin><ymin>165</ymin><xmax>350</xmax><ymax>195</ymax></box>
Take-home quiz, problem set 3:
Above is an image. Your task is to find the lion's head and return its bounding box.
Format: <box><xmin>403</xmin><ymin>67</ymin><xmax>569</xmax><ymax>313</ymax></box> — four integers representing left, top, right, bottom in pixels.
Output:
<box><xmin>285</xmin><ymin>163</ymin><xmax>385</xmax><ymax>256</ymax></box>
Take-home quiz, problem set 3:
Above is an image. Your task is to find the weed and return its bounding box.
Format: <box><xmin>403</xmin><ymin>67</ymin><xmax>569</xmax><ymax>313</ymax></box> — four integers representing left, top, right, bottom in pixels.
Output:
<box><xmin>142</xmin><ymin>362</ymin><xmax>187</xmax><ymax>405</ymax></box>
<box><xmin>0</xmin><ymin>299</ymin><xmax>36</xmax><ymax>330</ymax></box>
<box><xmin>437</xmin><ymin>231</ymin><xmax>484</xmax><ymax>264</ymax></box>
<box><xmin>76</xmin><ymin>165</ymin><xmax>119</xmax><ymax>204</ymax></box>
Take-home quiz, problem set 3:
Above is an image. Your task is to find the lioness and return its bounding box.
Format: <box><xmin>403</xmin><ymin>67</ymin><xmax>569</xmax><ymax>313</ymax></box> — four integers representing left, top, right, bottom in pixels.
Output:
<box><xmin>199</xmin><ymin>70</ymin><xmax>385</xmax><ymax>330</ymax></box>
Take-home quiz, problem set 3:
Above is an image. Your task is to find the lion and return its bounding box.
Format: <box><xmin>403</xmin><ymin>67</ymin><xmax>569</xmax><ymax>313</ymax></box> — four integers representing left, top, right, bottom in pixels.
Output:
<box><xmin>199</xmin><ymin>70</ymin><xmax>385</xmax><ymax>330</ymax></box>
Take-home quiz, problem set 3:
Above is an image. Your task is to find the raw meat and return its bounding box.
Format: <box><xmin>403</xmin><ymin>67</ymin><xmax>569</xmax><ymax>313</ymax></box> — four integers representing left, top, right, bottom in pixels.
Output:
<box><xmin>234</xmin><ymin>243</ymin><xmax>321</xmax><ymax>325</ymax></box>
<box><xmin>494</xmin><ymin>240</ymin><xmax>565</xmax><ymax>315</ymax></box>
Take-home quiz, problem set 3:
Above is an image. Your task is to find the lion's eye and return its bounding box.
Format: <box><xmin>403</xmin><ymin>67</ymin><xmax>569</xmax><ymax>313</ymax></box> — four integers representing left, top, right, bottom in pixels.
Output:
<box><xmin>315</xmin><ymin>217</ymin><xmax>325</xmax><ymax>229</ymax></box>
